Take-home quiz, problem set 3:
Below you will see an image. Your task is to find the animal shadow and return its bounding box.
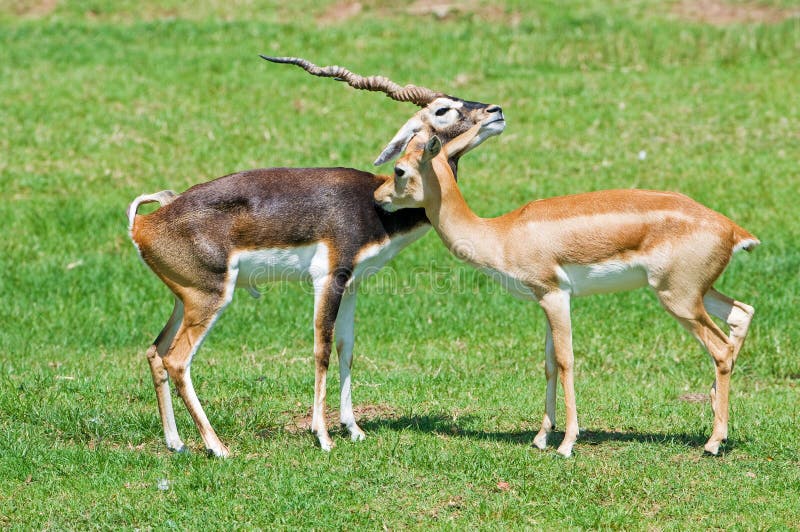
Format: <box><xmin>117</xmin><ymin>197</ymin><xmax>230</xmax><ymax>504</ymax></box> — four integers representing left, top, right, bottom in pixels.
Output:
<box><xmin>360</xmin><ymin>413</ymin><xmax>720</xmax><ymax>452</ymax></box>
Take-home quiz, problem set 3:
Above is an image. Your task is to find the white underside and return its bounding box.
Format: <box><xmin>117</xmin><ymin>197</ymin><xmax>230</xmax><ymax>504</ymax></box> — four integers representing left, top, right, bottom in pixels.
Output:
<box><xmin>228</xmin><ymin>225</ymin><xmax>431</xmax><ymax>297</ymax></box>
<box><xmin>481</xmin><ymin>259</ymin><xmax>649</xmax><ymax>300</ymax></box>
<box><xmin>557</xmin><ymin>261</ymin><xmax>649</xmax><ymax>297</ymax></box>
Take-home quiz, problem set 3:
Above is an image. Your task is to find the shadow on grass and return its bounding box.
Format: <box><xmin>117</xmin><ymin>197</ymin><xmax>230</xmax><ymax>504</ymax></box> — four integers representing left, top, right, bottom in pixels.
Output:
<box><xmin>359</xmin><ymin>413</ymin><xmax>715</xmax><ymax>450</ymax></box>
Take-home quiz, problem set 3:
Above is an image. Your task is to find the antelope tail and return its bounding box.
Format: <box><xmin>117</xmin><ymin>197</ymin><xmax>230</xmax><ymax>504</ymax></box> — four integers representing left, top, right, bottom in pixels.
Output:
<box><xmin>127</xmin><ymin>190</ymin><xmax>178</xmax><ymax>235</ymax></box>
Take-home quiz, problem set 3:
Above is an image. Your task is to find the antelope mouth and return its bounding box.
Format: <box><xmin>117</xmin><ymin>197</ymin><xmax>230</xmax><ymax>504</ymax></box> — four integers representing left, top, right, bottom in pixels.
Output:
<box><xmin>484</xmin><ymin>117</ymin><xmax>506</xmax><ymax>132</ymax></box>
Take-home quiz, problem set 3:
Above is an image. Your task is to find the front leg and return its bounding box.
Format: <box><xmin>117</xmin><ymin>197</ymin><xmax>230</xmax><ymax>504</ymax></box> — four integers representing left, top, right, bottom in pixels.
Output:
<box><xmin>539</xmin><ymin>290</ymin><xmax>578</xmax><ymax>457</ymax></box>
<box><xmin>533</xmin><ymin>321</ymin><xmax>558</xmax><ymax>450</ymax></box>
<box><xmin>335</xmin><ymin>289</ymin><xmax>366</xmax><ymax>442</ymax></box>
<box><xmin>310</xmin><ymin>272</ymin><xmax>348</xmax><ymax>451</ymax></box>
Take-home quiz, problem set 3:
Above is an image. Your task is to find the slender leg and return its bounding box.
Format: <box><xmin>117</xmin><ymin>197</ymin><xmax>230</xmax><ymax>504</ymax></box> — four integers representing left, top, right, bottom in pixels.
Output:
<box><xmin>658</xmin><ymin>291</ymin><xmax>734</xmax><ymax>455</ymax></box>
<box><xmin>703</xmin><ymin>288</ymin><xmax>754</xmax><ymax>364</ymax></box>
<box><xmin>538</xmin><ymin>290</ymin><xmax>578</xmax><ymax>457</ymax></box>
<box><xmin>533</xmin><ymin>321</ymin><xmax>557</xmax><ymax>450</ymax></box>
<box><xmin>310</xmin><ymin>272</ymin><xmax>347</xmax><ymax>451</ymax></box>
<box><xmin>161</xmin><ymin>289</ymin><xmax>231</xmax><ymax>457</ymax></box>
<box><xmin>703</xmin><ymin>288</ymin><xmax>754</xmax><ymax>420</ymax></box>
<box><xmin>145</xmin><ymin>297</ymin><xmax>186</xmax><ymax>452</ymax></box>
<box><xmin>335</xmin><ymin>289</ymin><xmax>366</xmax><ymax>442</ymax></box>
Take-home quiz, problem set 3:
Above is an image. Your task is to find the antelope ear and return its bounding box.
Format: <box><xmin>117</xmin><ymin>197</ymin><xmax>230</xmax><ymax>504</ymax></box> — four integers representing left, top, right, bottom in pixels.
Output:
<box><xmin>374</xmin><ymin>117</ymin><xmax>423</xmax><ymax>166</ymax></box>
<box><xmin>422</xmin><ymin>136</ymin><xmax>442</xmax><ymax>162</ymax></box>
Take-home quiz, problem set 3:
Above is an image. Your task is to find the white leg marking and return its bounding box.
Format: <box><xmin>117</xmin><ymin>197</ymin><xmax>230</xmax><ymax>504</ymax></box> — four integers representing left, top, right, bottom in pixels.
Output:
<box><xmin>153</xmin><ymin>298</ymin><xmax>185</xmax><ymax>452</ymax></box>
<box><xmin>704</xmin><ymin>289</ymin><xmax>754</xmax><ymax>361</ymax></box>
<box><xmin>335</xmin><ymin>290</ymin><xmax>365</xmax><ymax>442</ymax></box>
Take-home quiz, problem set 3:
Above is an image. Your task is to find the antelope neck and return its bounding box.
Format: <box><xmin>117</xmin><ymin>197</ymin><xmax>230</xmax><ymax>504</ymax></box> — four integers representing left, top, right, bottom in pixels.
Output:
<box><xmin>423</xmin><ymin>157</ymin><xmax>497</xmax><ymax>266</ymax></box>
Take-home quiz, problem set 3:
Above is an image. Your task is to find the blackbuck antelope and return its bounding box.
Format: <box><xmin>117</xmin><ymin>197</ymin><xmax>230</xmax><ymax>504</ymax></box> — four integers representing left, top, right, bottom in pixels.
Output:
<box><xmin>374</xmin><ymin>126</ymin><xmax>758</xmax><ymax>457</ymax></box>
<box><xmin>127</xmin><ymin>57</ymin><xmax>505</xmax><ymax>456</ymax></box>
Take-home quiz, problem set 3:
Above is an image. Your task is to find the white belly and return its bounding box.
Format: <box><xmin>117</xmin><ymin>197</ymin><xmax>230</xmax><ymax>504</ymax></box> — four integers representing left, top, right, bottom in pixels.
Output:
<box><xmin>228</xmin><ymin>225</ymin><xmax>430</xmax><ymax>296</ymax></box>
<box><xmin>557</xmin><ymin>261</ymin><xmax>648</xmax><ymax>297</ymax></box>
<box><xmin>233</xmin><ymin>242</ymin><xmax>328</xmax><ymax>289</ymax></box>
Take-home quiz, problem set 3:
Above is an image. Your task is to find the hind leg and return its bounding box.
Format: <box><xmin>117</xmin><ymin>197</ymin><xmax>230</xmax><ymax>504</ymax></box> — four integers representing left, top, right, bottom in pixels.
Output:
<box><xmin>657</xmin><ymin>290</ymin><xmax>734</xmax><ymax>454</ymax></box>
<box><xmin>162</xmin><ymin>288</ymin><xmax>232</xmax><ymax>457</ymax></box>
<box><xmin>703</xmin><ymin>288</ymin><xmax>754</xmax><ymax>420</ymax></box>
<box><xmin>146</xmin><ymin>297</ymin><xmax>186</xmax><ymax>452</ymax></box>
<box><xmin>703</xmin><ymin>288</ymin><xmax>754</xmax><ymax>364</ymax></box>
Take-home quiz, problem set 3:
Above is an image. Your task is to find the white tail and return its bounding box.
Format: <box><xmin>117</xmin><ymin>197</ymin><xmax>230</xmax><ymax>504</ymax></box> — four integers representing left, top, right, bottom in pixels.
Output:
<box><xmin>375</xmin><ymin>128</ymin><xmax>758</xmax><ymax>457</ymax></box>
<box><xmin>126</xmin><ymin>190</ymin><xmax>177</xmax><ymax>234</ymax></box>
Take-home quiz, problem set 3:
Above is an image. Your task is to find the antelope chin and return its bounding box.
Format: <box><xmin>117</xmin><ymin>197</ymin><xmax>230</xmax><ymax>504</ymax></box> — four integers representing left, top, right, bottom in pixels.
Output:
<box><xmin>485</xmin><ymin>118</ymin><xmax>506</xmax><ymax>135</ymax></box>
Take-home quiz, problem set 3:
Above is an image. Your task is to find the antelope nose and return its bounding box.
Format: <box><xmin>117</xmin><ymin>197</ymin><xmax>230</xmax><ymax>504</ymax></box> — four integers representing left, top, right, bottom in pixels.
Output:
<box><xmin>487</xmin><ymin>105</ymin><xmax>502</xmax><ymax>114</ymax></box>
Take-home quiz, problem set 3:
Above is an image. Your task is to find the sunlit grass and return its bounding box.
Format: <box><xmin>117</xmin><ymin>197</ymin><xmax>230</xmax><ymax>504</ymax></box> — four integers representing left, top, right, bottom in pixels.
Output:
<box><xmin>1</xmin><ymin>0</ymin><xmax>799</xmax><ymax>528</ymax></box>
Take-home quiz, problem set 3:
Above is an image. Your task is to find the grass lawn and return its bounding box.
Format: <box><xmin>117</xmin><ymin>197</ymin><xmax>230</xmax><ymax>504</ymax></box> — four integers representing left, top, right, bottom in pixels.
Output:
<box><xmin>1</xmin><ymin>0</ymin><xmax>799</xmax><ymax>528</ymax></box>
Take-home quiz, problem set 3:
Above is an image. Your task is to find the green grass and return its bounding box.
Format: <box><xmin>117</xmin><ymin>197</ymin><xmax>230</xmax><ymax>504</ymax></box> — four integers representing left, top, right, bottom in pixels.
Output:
<box><xmin>2</xmin><ymin>0</ymin><xmax>800</xmax><ymax>528</ymax></box>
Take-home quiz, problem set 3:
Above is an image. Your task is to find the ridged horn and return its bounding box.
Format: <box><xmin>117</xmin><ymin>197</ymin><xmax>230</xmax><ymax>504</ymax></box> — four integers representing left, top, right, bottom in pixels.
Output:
<box><xmin>260</xmin><ymin>55</ymin><xmax>443</xmax><ymax>107</ymax></box>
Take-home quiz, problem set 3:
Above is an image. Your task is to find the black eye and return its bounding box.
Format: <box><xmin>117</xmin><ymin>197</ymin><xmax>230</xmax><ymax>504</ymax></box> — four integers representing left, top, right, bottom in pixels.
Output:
<box><xmin>394</xmin><ymin>167</ymin><xmax>405</xmax><ymax>177</ymax></box>
<box><xmin>434</xmin><ymin>107</ymin><xmax>449</xmax><ymax>116</ymax></box>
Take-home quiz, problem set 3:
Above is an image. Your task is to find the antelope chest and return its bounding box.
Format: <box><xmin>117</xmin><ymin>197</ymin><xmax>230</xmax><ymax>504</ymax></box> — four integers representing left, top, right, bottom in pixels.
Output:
<box><xmin>350</xmin><ymin>224</ymin><xmax>430</xmax><ymax>285</ymax></box>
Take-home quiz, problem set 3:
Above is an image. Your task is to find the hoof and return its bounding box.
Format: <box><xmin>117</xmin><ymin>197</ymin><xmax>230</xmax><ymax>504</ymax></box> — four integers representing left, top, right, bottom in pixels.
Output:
<box><xmin>206</xmin><ymin>445</ymin><xmax>230</xmax><ymax>458</ymax></box>
<box><xmin>169</xmin><ymin>445</ymin><xmax>189</xmax><ymax>454</ymax></box>
<box><xmin>556</xmin><ymin>443</ymin><xmax>574</xmax><ymax>458</ymax></box>
<box><xmin>703</xmin><ymin>440</ymin><xmax>722</xmax><ymax>456</ymax></box>
<box><xmin>316</xmin><ymin>434</ymin><xmax>335</xmax><ymax>452</ymax></box>
<box><xmin>532</xmin><ymin>433</ymin><xmax>548</xmax><ymax>450</ymax></box>
<box><xmin>344</xmin><ymin>424</ymin><xmax>366</xmax><ymax>442</ymax></box>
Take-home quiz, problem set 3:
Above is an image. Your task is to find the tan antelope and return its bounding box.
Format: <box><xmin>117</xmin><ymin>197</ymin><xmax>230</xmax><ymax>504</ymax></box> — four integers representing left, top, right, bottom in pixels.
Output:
<box><xmin>127</xmin><ymin>57</ymin><xmax>505</xmax><ymax>456</ymax></box>
<box><xmin>374</xmin><ymin>126</ymin><xmax>758</xmax><ymax>457</ymax></box>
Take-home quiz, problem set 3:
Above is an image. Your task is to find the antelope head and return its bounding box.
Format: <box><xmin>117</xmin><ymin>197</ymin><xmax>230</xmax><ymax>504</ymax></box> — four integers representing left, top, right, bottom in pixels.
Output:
<box><xmin>374</xmin><ymin>124</ymin><xmax>482</xmax><ymax>212</ymax></box>
<box><xmin>260</xmin><ymin>55</ymin><xmax>505</xmax><ymax>166</ymax></box>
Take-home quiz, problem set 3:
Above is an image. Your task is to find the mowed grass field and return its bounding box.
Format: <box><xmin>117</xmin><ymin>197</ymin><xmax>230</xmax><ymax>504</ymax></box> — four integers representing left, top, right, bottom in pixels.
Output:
<box><xmin>2</xmin><ymin>0</ymin><xmax>799</xmax><ymax>527</ymax></box>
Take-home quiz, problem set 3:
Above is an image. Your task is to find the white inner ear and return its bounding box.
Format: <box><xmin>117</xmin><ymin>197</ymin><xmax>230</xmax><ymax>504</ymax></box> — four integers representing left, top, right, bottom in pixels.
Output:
<box><xmin>374</xmin><ymin>117</ymin><xmax>422</xmax><ymax>166</ymax></box>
